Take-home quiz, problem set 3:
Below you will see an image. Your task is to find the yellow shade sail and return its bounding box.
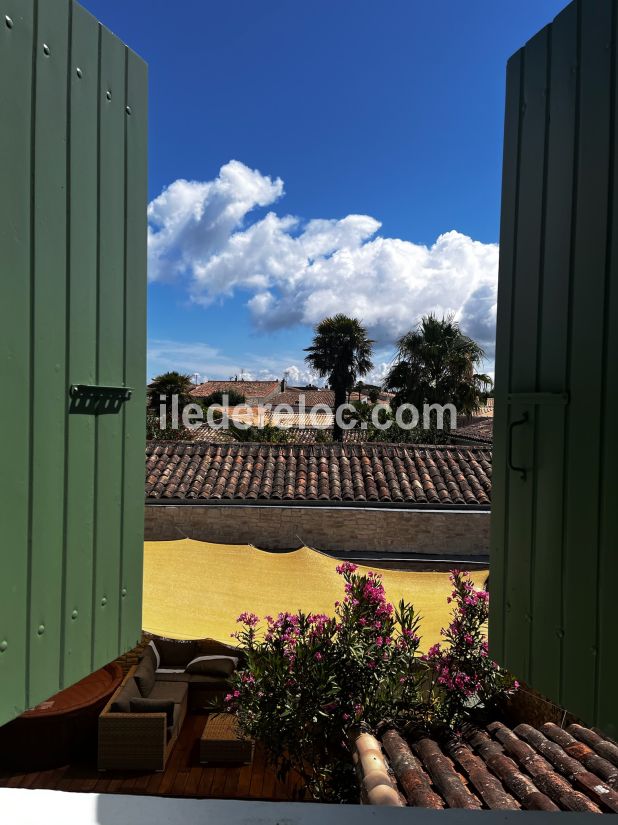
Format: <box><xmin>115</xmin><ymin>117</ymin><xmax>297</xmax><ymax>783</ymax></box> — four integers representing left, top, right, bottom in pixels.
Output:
<box><xmin>143</xmin><ymin>539</ymin><xmax>488</xmax><ymax>650</ymax></box>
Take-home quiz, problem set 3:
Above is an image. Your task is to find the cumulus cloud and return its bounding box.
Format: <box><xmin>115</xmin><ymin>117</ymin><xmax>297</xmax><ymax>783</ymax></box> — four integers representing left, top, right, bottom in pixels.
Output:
<box><xmin>148</xmin><ymin>160</ymin><xmax>499</xmax><ymax>358</ymax></box>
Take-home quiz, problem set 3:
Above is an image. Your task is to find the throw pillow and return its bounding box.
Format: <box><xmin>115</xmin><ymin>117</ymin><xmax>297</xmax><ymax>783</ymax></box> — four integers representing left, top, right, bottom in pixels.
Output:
<box><xmin>152</xmin><ymin>636</ymin><xmax>197</xmax><ymax>668</ymax></box>
<box><xmin>134</xmin><ymin>655</ymin><xmax>156</xmax><ymax>697</ymax></box>
<box><xmin>185</xmin><ymin>655</ymin><xmax>238</xmax><ymax>678</ymax></box>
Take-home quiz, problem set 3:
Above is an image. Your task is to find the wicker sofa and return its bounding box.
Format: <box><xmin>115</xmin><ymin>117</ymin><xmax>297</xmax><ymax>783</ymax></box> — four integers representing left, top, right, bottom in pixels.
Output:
<box><xmin>98</xmin><ymin>636</ymin><xmax>245</xmax><ymax>771</ymax></box>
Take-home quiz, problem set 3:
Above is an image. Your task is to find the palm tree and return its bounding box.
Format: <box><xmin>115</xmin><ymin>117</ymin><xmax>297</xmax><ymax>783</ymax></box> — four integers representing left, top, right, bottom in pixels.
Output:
<box><xmin>384</xmin><ymin>315</ymin><xmax>490</xmax><ymax>417</ymax></box>
<box><xmin>148</xmin><ymin>371</ymin><xmax>194</xmax><ymax>411</ymax></box>
<box><xmin>305</xmin><ymin>315</ymin><xmax>374</xmax><ymax>441</ymax></box>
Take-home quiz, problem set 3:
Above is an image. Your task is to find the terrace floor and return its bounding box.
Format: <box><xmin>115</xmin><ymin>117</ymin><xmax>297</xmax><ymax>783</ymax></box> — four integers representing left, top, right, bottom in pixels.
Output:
<box><xmin>0</xmin><ymin>712</ymin><xmax>304</xmax><ymax>801</ymax></box>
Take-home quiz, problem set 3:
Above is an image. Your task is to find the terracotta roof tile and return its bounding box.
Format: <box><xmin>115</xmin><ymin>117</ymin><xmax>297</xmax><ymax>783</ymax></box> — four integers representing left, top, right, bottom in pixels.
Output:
<box><xmin>190</xmin><ymin>380</ymin><xmax>279</xmax><ymax>399</ymax></box>
<box><xmin>355</xmin><ymin>720</ymin><xmax>618</xmax><ymax>811</ymax></box>
<box><xmin>190</xmin><ymin>426</ymin><xmax>236</xmax><ymax>444</ymax></box>
<box><xmin>145</xmin><ymin>442</ymin><xmax>492</xmax><ymax>505</ymax></box>
<box><xmin>452</xmin><ymin>416</ymin><xmax>494</xmax><ymax>444</ymax></box>
<box><xmin>190</xmin><ymin>424</ymin><xmax>375</xmax><ymax>444</ymax></box>
<box><xmin>267</xmin><ymin>388</ymin><xmax>335</xmax><ymax>408</ymax></box>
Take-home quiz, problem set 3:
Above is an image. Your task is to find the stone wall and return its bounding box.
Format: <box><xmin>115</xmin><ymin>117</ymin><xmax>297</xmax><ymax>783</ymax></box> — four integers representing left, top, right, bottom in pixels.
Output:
<box><xmin>144</xmin><ymin>504</ymin><xmax>490</xmax><ymax>556</ymax></box>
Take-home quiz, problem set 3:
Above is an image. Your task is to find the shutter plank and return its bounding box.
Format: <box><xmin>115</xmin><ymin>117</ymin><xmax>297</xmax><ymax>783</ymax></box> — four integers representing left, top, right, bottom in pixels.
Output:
<box><xmin>28</xmin><ymin>0</ymin><xmax>70</xmax><ymax>707</ymax></box>
<box><xmin>561</xmin><ymin>0</ymin><xmax>613</xmax><ymax>719</ymax></box>
<box><xmin>503</xmin><ymin>27</ymin><xmax>550</xmax><ymax>680</ymax></box>
<box><xmin>63</xmin><ymin>1</ymin><xmax>99</xmax><ymax>686</ymax></box>
<box><xmin>0</xmin><ymin>0</ymin><xmax>35</xmax><ymax>724</ymax></box>
<box><xmin>120</xmin><ymin>48</ymin><xmax>148</xmax><ymax>652</ymax></box>
<box><xmin>93</xmin><ymin>24</ymin><xmax>127</xmax><ymax>667</ymax></box>
<box><xmin>529</xmin><ymin>2</ymin><xmax>577</xmax><ymax>703</ymax></box>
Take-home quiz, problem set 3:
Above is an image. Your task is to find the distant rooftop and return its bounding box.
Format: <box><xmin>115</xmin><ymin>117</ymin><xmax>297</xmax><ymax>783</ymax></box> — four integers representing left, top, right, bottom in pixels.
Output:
<box><xmin>190</xmin><ymin>379</ymin><xmax>280</xmax><ymax>399</ymax></box>
<box><xmin>191</xmin><ymin>423</ymin><xmax>368</xmax><ymax>443</ymax></box>
<box><xmin>267</xmin><ymin>388</ymin><xmax>335</xmax><ymax>408</ymax></box>
<box><xmin>452</xmin><ymin>416</ymin><xmax>494</xmax><ymax>445</ymax></box>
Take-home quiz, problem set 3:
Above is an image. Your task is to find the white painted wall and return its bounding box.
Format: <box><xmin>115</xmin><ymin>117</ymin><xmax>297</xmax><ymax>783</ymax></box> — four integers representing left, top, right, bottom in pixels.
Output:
<box><xmin>1</xmin><ymin>788</ymin><xmax>599</xmax><ymax>825</ymax></box>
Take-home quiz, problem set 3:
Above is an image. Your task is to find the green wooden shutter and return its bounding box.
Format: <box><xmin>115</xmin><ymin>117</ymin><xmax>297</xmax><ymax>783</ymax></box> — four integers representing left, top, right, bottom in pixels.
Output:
<box><xmin>0</xmin><ymin>0</ymin><xmax>147</xmax><ymax>726</ymax></box>
<box><xmin>491</xmin><ymin>0</ymin><xmax>618</xmax><ymax>736</ymax></box>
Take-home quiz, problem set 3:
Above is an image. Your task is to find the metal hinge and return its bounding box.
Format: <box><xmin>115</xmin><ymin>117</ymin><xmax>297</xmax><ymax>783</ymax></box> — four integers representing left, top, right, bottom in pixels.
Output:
<box><xmin>69</xmin><ymin>384</ymin><xmax>133</xmax><ymax>415</ymax></box>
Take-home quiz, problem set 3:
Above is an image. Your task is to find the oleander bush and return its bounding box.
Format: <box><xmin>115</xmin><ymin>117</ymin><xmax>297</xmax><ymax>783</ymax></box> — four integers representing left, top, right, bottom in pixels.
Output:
<box><xmin>421</xmin><ymin>570</ymin><xmax>518</xmax><ymax>730</ymax></box>
<box><xmin>227</xmin><ymin>565</ymin><xmax>515</xmax><ymax>802</ymax></box>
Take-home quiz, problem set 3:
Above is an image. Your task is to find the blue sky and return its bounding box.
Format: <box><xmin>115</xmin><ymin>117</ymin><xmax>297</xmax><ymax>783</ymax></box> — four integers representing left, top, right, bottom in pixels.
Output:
<box><xmin>83</xmin><ymin>0</ymin><xmax>567</xmax><ymax>385</ymax></box>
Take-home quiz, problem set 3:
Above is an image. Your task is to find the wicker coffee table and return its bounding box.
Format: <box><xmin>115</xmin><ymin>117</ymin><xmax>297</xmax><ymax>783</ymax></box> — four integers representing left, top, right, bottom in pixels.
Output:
<box><xmin>199</xmin><ymin>713</ymin><xmax>254</xmax><ymax>765</ymax></box>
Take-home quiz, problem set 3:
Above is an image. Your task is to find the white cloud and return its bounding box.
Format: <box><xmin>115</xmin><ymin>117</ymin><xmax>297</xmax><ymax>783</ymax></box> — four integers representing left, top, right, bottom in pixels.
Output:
<box><xmin>148</xmin><ymin>160</ymin><xmax>499</xmax><ymax>360</ymax></box>
<box><xmin>148</xmin><ymin>160</ymin><xmax>284</xmax><ymax>285</ymax></box>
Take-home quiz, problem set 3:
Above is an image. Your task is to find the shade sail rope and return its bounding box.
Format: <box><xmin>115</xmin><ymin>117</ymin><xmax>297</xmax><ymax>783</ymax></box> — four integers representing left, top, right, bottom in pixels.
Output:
<box><xmin>143</xmin><ymin>539</ymin><xmax>488</xmax><ymax>650</ymax></box>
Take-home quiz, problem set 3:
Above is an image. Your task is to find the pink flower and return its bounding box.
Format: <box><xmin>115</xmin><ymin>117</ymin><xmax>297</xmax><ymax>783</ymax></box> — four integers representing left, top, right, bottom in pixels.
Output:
<box><xmin>314</xmin><ymin>652</ymin><xmax>323</xmax><ymax>662</ymax></box>
<box><xmin>336</xmin><ymin>562</ymin><xmax>358</xmax><ymax>575</ymax></box>
<box><xmin>237</xmin><ymin>611</ymin><xmax>259</xmax><ymax>626</ymax></box>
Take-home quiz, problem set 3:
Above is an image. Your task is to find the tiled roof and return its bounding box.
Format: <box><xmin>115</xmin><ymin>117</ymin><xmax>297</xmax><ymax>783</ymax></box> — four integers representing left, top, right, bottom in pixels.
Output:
<box><xmin>190</xmin><ymin>425</ymin><xmax>236</xmax><ymax>444</ymax></box>
<box><xmin>189</xmin><ymin>424</ymin><xmax>369</xmax><ymax>444</ymax></box>
<box><xmin>145</xmin><ymin>442</ymin><xmax>492</xmax><ymax>505</ymax></box>
<box><xmin>270</xmin><ymin>412</ymin><xmax>334</xmax><ymax>428</ymax></box>
<box><xmin>190</xmin><ymin>411</ymin><xmax>335</xmax><ymax>430</ymax></box>
<box><xmin>277</xmin><ymin>426</ymin><xmax>366</xmax><ymax>443</ymax></box>
<box><xmin>453</xmin><ymin>416</ymin><xmax>494</xmax><ymax>444</ymax></box>
<box><xmin>354</xmin><ymin>721</ymin><xmax>618</xmax><ymax>811</ymax></box>
<box><xmin>267</xmin><ymin>388</ymin><xmax>335</xmax><ymax>408</ymax></box>
<box><xmin>190</xmin><ymin>380</ymin><xmax>279</xmax><ymax>399</ymax></box>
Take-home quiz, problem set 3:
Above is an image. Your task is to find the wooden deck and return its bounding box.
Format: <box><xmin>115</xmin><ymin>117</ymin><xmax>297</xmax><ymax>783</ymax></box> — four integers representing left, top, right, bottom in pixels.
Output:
<box><xmin>0</xmin><ymin>712</ymin><xmax>304</xmax><ymax>801</ymax></box>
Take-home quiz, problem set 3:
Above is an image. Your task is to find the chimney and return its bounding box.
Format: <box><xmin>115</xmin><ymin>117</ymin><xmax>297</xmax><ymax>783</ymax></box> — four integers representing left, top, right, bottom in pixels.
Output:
<box><xmin>280</xmin><ymin>377</ymin><xmax>286</xmax><ymax>392</ymax></box>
